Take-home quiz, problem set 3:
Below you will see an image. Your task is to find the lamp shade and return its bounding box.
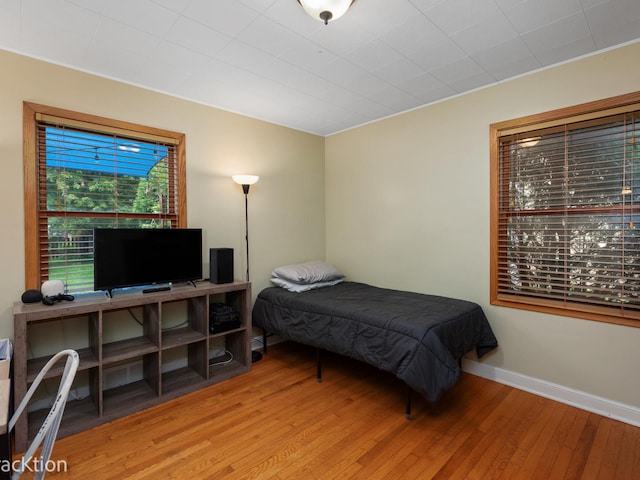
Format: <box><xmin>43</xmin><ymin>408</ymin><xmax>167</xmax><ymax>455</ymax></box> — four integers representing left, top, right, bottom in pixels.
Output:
<box><xmin>232</xmin><ymin>175</ymin><xmax>259</xmax><ymax>186</ymax></box>
<box><xmin>298</xmin><ymin>0</ymin><xmax>354</xmax><ymax>25</ymax></box>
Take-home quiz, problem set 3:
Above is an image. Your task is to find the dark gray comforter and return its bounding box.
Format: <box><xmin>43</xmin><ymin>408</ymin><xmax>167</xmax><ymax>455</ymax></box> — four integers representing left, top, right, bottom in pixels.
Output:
<box><xmin>252</xmin><ymin>281</ymin><xmax>498</xmax><ymax>403</ymax></box>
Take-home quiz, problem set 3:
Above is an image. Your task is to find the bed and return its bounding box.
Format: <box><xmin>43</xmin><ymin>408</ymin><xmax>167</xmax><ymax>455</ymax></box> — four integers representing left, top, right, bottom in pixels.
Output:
<box><xmin>252</xmin><ymin>273</ymin><xmax>498</xmax><ymax>413</ymax></box>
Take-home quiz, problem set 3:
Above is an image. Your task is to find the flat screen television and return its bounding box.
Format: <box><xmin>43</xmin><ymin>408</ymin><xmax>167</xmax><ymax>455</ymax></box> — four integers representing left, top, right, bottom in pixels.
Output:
<box><xmin>93</xmin><ymin>228</ymin><xmax>203</xmax><ymax>293</ymax></box>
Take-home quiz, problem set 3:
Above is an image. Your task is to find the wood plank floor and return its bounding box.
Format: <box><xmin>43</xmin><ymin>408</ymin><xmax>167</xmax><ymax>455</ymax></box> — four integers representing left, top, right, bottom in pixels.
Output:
<box><xmin>36</xmin><ymin>342</ymin><xmax>639</xmax><ymax>479</ymax></box>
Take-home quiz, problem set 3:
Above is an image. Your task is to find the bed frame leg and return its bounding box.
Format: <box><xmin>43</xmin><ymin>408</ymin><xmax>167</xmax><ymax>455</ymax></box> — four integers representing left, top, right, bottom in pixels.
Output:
<box><xmin>316</xmin><ymin>348</ymin><xmax>322</xmax><ymax>383</ymax></box>
<box><xmin>406</xmin><ymin>387</ymin><xmax>412</xmax><ymax>420</ymax></box>
<box><xmin>262</xmin><ymin>329</ymin><xmax>268</xmax><ymax>355</ymax></box>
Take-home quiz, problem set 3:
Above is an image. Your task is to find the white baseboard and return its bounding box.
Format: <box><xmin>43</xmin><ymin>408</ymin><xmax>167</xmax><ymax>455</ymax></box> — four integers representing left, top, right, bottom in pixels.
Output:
<box><xmin>463</xmin><ymin>358</ymin><xmax>640</xmax><ymax>427</ymax></box>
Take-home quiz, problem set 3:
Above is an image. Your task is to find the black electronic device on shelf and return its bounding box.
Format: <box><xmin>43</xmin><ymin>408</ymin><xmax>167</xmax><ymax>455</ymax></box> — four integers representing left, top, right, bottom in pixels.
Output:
<box><xmin>42</xmin><ymin>293</ymin><xmax>74</xmax><ymax>306</ymax></box>
<box><xmin>93</xmin><ymin>228</ymin><xmax>203</xmax><ymax>295</ymax></box>
<box><xmin>209</xmin><ymin>302</ymin><xmax>240</xmax><ymax>333</ymax></box>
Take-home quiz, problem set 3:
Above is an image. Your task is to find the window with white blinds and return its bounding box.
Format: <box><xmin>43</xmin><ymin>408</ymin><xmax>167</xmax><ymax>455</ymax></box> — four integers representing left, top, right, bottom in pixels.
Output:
<box><xmin>24</xmin><ymin>103</ymin><xmax>186</xmax><ymax>293</ymax></box>
<box><xmin>490</xmin><ymin>92</ymin><xmax>640</xmax><ymax>326</ymax></box>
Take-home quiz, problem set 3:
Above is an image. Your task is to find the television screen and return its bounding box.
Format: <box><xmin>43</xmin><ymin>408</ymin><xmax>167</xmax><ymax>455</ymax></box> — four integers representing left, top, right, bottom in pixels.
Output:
<box><xmin>94</xmin><ymin>228</ymin><xmax>203</xmax><ymax>292</ymax></box>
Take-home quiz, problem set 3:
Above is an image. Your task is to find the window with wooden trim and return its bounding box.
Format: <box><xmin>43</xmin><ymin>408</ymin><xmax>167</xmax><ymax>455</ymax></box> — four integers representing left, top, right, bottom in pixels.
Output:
<box><xmin>490</xmin><ymin>92</ymin><xmax>640</xmax><ymax>327</ymax></box>
<box><xmin>24</xmin><ymin>103</ymin><xmax>187</xmax><ymax>293</ymax></box>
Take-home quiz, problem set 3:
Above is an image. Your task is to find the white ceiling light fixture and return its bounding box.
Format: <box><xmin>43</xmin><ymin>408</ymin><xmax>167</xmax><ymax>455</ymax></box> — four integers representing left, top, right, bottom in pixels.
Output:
<box><xmin>297</xmin><ymin>0</ymin><xmax>355</xmax><ymax>25</ymax></box>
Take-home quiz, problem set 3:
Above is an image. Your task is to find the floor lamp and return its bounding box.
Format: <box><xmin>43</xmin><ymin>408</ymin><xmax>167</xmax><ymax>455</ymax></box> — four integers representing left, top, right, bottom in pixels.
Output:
<box><xmin>232</xmin><ymin>174</ymin><xmax>259</xmax><ymax>282</ymax></box>
<box><xmin>232</xmin><ymin>174</ymin><xmax>260</xmax><ymax>362</ymax></box>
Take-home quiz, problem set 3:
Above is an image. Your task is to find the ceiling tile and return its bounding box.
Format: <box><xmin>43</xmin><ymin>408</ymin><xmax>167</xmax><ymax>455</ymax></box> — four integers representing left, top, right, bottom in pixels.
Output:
<box><xmin>344</xmin><ymin>39</ymin><xmax>405</xmax><ymax>72</ymax></box>
<box><xmin>423</xmin><ymin>0</ymin><xmax>505</xmax><ymax>36</ymax></box>
<box><xmin>339</xmin><ymin>95</ymin><xmax>395</xmax><ymax>118</ymax></box>
<box><xmin>425</xmin><ymin>56</ymin><xmax>500</xmax><ymax>94</ymax></box>
<box><xmin>584</xmin><ymin>0</ymin><xmax>640</xmax><ymax>34</ymax></box>
<box><xmin>451</xmin><ymin>11</ymin><xmax>520</xmax><ymax>55</ymax></box>
<box><xmin>94</xmin><ymin>0</ymin><xmax>180</xmax><ymax>37</ymax></box>
<box><xmin>449</xmin><ymin>70</ymin><xmax>497</xmax><ymax>94</ymax></box>
<box><xmin>502</xmin><ymin>0</ymin><xmax>584</xmax><ymax>34</ymax></box>
<box><xmin>534</xmin><ymin>36</ymin><xmax>598</xmax><ymax>66</ymax></box>
<box><xmin>150</xmin><ymin>40</ymin><xmax>212</xmax><ymax>73</ymax></box>
<box><xmin>237</xmin><ymin>0</ymin><xmax>281</xmax><ymax>14</ymax></box>
<box><xmin>493</xmin><ymin>0</ymin><xmax>530</xmax><ymax>9</ymax></box>
<box><xmin>350</xmin><ymin>0</ymin><xmax>423</xmax><ymax>37</ymax></box>
<box><xmin>164</xmin><ymin>17</ymin><xmax>231</xmax><ymax>58</ymax></box>
<box><xmin>150</xmin><ymin>0</ymin><xmax>193</xmax><ymax>14</ymax></box>
<box><xmin>66</xmin><ymin>0</ymin><xmax>110</xmax><ymax>13</ymax></box>
<box><xmin>315</xmin><ymin>57</ymin><xmax>367</xmax><ymax>86</ymax></box>
<box><xmin>428</xmin><ymin>56</ymin><xmax>487</xmax><ymax>85</ymax></box>
<box><xmin>216</xmin><ymin>40</ymin><xmax>276</xmax><ymax>73</ymax></box>
<box><xmin>397</xmin><ymin>72</ymin><xmax>457</xmax><ymax>103</ymax></box>
<box><xmin>470</xmin><ymin>38</ymin><xmax>536</xmax><ymax>71</ymax></box>
<box><xmin>365</xmin><ymin>86</ymin><xmax>420</xmax><ymax>110</ymax></box>
<box><xmin>23</xmin><ymin>0</ymin><xmax>102</xmax><ymax>38</ymax></box>
<box><xmin>379</xmin><ymin>15</ymin><xmax>448</xmax><ymax>59</ymax></box>
<box><xmin>487</xmin><ymin>54</ymin><xmax>543</xmax><ymax>81</ymax></box>
<box><xmin>307</xmin><ymin>21</ymin><xmax>376</xmax><ymax>57</ymax></box>
<box><xmin>0</xmin><ymin>0</ymin><xmax>20</xmax><ymax>16</ymax></box>
<box><xmin>591</xmin><ymin>21</ymin><xmax>640</xmax><ymax>50</ymax></box>
<box><xmin>235</xmin><ymin>15</ymin><xmax>302</xmax><ymax>57</ymax></box>
<box><xmin>184</xmin><ymin>0</ymin><xmax>260</xmax><ymax>38</ymax></box>
<box><xmin>384</xmin><ymin>21</ymin><xmax>468</xmax><ymax>72</ymax></box>
<box><xmin>521</xmin><ymin>12</ymin><xmax>592</xmax><ymax>54</ymax></box>
<box><xmin>92</xmin><ymin>17</ymin><xmax>161</xmax><ymax>58</ymax></box>
<box><xmin>372</xmin><ymin>57</ymin><xmax>425</xmax><ymax>85</ymax></box>
<box><xmin>261</xmin><ymin>0</ymin><xmax>326</xmax><ymax>36</ymax></box>
<box><xmin>579</xmin><ymin>0</ymin><xmax>611</xmax><ymax>7</ymax></box>
<box><xmin>277</xmin><ymin>37</ymin><xmax>339</xmax><ymax>72</ymax></box>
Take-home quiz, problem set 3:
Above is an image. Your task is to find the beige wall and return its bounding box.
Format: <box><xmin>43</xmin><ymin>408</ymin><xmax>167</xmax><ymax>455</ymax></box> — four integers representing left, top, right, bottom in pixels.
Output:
<box><xmin>325</xmin><ymin>41</ymin><xmax>640</xmax><ymax>409</ymax></box>
<box><xmin>0</xmin><ymin>49</ymin><xmax>325</xmax><ymax>340</ymax></box>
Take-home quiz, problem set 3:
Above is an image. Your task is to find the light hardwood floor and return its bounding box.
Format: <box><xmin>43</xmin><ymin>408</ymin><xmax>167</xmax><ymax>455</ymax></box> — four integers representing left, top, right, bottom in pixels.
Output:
<box><xmin>35</xmin><ymin>342</ymin><xmax>639</xmax><ymax>479</ymax></box>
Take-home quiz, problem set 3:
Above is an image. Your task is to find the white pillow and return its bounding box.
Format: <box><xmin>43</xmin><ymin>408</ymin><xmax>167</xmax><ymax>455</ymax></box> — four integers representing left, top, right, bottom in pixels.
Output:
<box><xmin>271</xmin><ymin>261</ymin><xmax>344</xmax><ymax>284</ymax></box>
<box><xmin>271</xmin><ymin>277</ymin><xmax>343</xmax><ymax>293</ymax></box>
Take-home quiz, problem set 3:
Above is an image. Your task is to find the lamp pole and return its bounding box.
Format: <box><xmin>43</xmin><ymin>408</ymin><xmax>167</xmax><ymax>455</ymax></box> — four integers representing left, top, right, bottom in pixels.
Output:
<box><xmin>232</xmin><ymin>175</ymin><xmax>259</xmax><ymax>283</ymax></box>
<box><xmin>232</xmin><ymin>174</ymin><xmax>261</xmax><ymax>363</ymax></box>
<box><xmin>242</xmin><ymin>184</ymin><xmax>250</xmax><ymax>281</ymax></box>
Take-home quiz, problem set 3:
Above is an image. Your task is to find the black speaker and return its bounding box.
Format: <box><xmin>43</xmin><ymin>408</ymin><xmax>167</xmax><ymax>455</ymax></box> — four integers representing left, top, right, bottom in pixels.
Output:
<box><xmin>210</xmin><ymin>248</ymin><xmax>234</xmax><ymax>284</ymax></box>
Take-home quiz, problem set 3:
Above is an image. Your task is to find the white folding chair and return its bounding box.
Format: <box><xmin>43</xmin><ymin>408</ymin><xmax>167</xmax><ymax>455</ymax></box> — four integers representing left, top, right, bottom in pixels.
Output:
<box><xmin>8</xmin><ymin>349</ymin><xmax>79</xmax><ymax>480</ymax></box>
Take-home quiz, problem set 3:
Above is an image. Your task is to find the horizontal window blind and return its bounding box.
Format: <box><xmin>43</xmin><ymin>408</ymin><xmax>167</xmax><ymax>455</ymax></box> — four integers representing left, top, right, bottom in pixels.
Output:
<box><xmin>492</xmin><ymin>95</ymin><xmax>640</xmax><ymax>323</ymax></box>
<box><xmin>35</xmin><ymin>119</ymin><xmax>179</xmax><ymax>293</ymax></box>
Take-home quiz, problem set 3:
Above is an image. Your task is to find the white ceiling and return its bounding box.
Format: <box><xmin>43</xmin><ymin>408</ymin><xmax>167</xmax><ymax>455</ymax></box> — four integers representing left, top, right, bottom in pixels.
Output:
<box><xmin>1</xmin><ymin>0</ymin><xmax>639</xmax><ymax>136</ymax></box>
